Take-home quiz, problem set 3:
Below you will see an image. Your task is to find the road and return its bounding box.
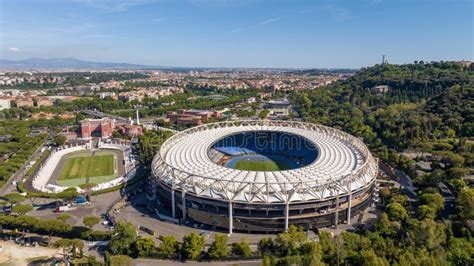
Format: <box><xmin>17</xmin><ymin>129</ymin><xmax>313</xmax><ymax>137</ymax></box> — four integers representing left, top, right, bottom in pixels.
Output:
<box><xmin>438</xmin><ymin>182</ymin><xmax>456</xmax><ymax>218</ymax></box>
<box><xmin>0</xmin><ymin>139</ymin><xmax>48</xmax><ymax>196</ymax></box>
<box><xmin>82</xmin><ymin>109</ymin><xmax>129</xmax><ymax>123</ymax></box>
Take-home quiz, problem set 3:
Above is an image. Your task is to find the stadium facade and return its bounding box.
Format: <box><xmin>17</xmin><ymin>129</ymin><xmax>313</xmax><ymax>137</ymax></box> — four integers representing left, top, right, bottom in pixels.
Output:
<box><xmin>149</xmin><ymin>120</ymin><xmax>378</xmax><ymax>234</ymax></box>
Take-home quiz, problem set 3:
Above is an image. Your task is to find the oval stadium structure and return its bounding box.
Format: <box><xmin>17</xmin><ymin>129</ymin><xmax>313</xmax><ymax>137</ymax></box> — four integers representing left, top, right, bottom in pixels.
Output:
<box><xmin>149</xmin><ymin>120</ymin><xmax>378</xmax><ymax>233</ymax></box>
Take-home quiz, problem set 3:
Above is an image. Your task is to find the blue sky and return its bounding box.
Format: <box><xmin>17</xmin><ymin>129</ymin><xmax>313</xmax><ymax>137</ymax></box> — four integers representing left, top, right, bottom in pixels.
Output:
<box><xmin>0</xmin><ymin>0</ymin><xmax>472</xmax><ymax>68</ymax></box>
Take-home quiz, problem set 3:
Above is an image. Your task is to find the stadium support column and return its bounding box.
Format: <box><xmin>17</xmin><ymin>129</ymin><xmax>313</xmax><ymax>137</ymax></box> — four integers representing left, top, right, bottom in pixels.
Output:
<box><xmin>334</xmin><ymin>192</ymin><xmax>340</xmax><ymax>229</ymax></box>
<box><xmin>181</xmin><ymin>191</ymin><xmax>186</xmax><ymax>221</ymax></box>
<box><xmin>228</xmin><ymin>201</ymin><xmax>233</xmax><ymax>235</ymax></box>
<box><xmin>284</xmin><ymin>201</ymin><xmax>290</xmax><ymax>231</ymax></box>
<box><xmin>171</xmin><ymin>188</ymin><xmax>176</xmax><ymax>218</ymax></box>
<box><xmin>347</xmin><ymin>193</ymin><xmax>352</xmax><ymax>225</ymax></box>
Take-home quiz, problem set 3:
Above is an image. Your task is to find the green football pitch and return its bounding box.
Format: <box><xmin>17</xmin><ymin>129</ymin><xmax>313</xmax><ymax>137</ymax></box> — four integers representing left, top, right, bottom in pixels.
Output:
<box><xmin>234</xmin><ymin>160</ymin><xmax>283</xmax><ymax>171</ymax></box>
<box><xmin>56</xmin><ymin>151</ymin><xmax>116</xmax><ymax>186</ymax></box>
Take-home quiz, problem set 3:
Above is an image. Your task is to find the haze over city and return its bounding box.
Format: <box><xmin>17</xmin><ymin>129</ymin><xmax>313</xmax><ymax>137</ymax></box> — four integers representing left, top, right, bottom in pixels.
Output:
<box><xmin>1</xmin><ymin>0</ymin><xmax>472</xmax><ymax>68</ymax></box>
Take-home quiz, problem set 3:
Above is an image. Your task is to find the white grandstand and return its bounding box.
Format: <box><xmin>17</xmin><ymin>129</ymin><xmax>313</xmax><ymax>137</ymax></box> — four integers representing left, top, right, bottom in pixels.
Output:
<box><xmin>150</xmin><ymin>120</ymin><xmax>379</xmax><ymax>233</ymax></box>
<box><xmin>32</xmin><ymin>140</ymin><xmax>136</xmax><ymax>194</ymax></box>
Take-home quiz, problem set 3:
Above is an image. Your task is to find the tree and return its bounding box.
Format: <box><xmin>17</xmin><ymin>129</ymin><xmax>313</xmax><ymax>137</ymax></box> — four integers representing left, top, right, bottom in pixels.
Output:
<box><xmin>11</xmin><ymin>204</ymin><xmax>32</xmax><ymax>216</ymax></box>
<box><xmin>408</xmin><ymin>218</ymin><xmax>446</xmax><ymax>250</ymax></box>
<box><xmin>181</xmin><ymin>231</ymin><xmax>205</xmax><ymax>260</ymax></box>
<box><xmin>275</xmin><ymin>225</ymin><xmax>308</xmax><ymax>256</ymax></box>
<box><xmin>131</xmin><ymin>237</ymin><xmax>155</xmax><ymax>258</ymax></box>
<box><xmin>83</xmin><ymin>216</ymin><xmax>101</xmax><ymax>231</ymax></box>
<box><xmin>52</xmin><ymin>134</ymin><xmax>67</xmax><ymax>146</ymax></box>
<box><xmin>298</xmin><ymin>241</ymin><xmax>324</xmax><ymax>265</ymax></box>
<box><xmin>386</xmin><ymin>202</ymin><xmax>408</xmax><ymax>221</ymax></box>
<box><xmin>231</xmin><ymin>238</ymin><xmax>252</xmax><ymax>257</ymax></box>
<box><xmin>109</xmin><ymin>255</ymin><xmax>132</xmax><ymax>266</ymax></box>
<box><xmin>258</xmin><ymin>237</ymin><xmax>276</xmax><ymax>255</ymax></box>
<box><xmin>420</xmin><ymin>192</ymin><xmax>444</xmax><ymax>212</ymax></box>
<box><xmin>56</xmin><ymin>213</ymin><xmax>71</xmax><ymax>223</ymax></box>
<box><xmin>376</xmin><ymin>212</ymin><xmax>399</xmax><ymax>236</ymax></box>
<box><xmin>109</xmin><ymin>221</ymin><xmax>137</xmax><ymax>255</ymax></box>
<box><xmin>56</xmin><ymin>239</ymin><xmax>84</xmax><ymax>259</ymax></box>
<box><xmin>416</xmin><ymin>205</ymin><xmax>437</xmax><ymax>220</ymax></box>
<box><xmin>40</xmin><ymin>219</ymin><xmax>71</xmax><ymax>246</ymax></box>
<box><xmin>259</xmin><ymin>109</ymin><xmax>270</xmax><ymax>119</ymax></box>
<box><xmin>457</xmin><ymin>187</ymin><xmax>474</xmax><ymax>219</ymax></box>
<box><xmin>447</xmin><ymin>237</ymin><xmax>474</xmax><ymax>265</ymax></box>
<box><xmin>4</xmin><ymin>193</ymin><xmax>25</xmax><ymax>206</ymax></box>
<box><xmin>356</xmin><ymin>249</ymin><xmax>389</xmax><ymax>266</ymax></box>
<box><xmin>159</xmin><ymin>235</ymin><xmax>178</xmax><ymax>259</ymax></box>
<box><xmin>208</xmin><ymin>233</ymin><xmax>228</xmax><ymax>259</ymax></box>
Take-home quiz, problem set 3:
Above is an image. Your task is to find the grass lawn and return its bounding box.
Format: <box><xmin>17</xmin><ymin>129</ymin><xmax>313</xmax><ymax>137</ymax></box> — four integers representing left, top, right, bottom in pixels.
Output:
<box><xmin>234</xmin><ymin>160</ymin><xmax>282</xmax><ymax>171</ymax></box>
<box><xmin>58</xmin><ymin>154</ymin><xmax>115</xmax><ymax>180</ymax></box>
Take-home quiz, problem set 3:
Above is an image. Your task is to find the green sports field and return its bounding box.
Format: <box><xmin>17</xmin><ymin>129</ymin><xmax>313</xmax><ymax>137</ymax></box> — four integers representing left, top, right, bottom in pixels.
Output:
<box><xmin>56</xmin><ymin>151</ymin><xmax>117</xmax><ymax>187</ymax></box>
<box><xmin>234</xmin><ymin>160</ymin><xmax>282</xmax><ymax>171</ymax></box>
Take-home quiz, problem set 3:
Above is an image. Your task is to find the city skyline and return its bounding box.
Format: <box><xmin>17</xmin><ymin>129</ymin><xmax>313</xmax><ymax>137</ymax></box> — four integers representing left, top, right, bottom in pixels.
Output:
<box><xmin>0</xmin><ymin>0</ymin><xmax>472</xmax><ymax>68</ymax></box>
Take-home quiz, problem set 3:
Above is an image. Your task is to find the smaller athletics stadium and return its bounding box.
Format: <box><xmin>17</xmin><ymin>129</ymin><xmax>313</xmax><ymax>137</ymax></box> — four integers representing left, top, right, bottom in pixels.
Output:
<box><xmin>31</xmin><ymin>140</ymin><xmax>135</xmax><ymax>193</ymax></box>
<box><xmin>150</xmin><ymin>120</ymin><xmax>379</xmax><ymax>234</ymax></box>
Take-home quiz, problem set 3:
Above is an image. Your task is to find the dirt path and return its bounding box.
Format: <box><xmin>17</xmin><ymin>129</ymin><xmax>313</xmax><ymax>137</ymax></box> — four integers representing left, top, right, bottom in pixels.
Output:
<box><xmin>0</xmin><ymin>241</ymin><xmax>61</xmax><ymax>266</ymax></box>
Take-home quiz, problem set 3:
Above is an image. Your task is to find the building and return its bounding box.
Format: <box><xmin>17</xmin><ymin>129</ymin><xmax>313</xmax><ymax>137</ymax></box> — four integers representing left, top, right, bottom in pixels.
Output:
<box><xmin>119</xmin><ymin>124</ymin><xmax>143</xmax><ymax>137</ymax></box>
<box><xmin>0</xmin><ymin>98</ymin><xmax>11</xmax><ymax>110</ymax></box>
<box><xmin>149</xmin><ymin>121</ymin><xmax>378</xmax><ymax>234</ymax></box>
<box><xmin>166</xmin><ymin>109</ymin><xmax>221</xmax><ymax>127</ymax></box>
<box><xmin>266</xmin><ymin>99</ymin><xmax>290</xmax><ymax>117</ymax></box>
<box><xmin>14</xmin><ymin>97</ymin><xmax>34</xmax><ymax>108</ymax></box>
<box><xmin>80</xmin><ymin>118</ymin><xmax>115</xmax><ymax>139</ymax></box>
<box><xmin>34</xmin><ymin>97</ymin><xmax>53</xmax><ymax>107</ymax></box>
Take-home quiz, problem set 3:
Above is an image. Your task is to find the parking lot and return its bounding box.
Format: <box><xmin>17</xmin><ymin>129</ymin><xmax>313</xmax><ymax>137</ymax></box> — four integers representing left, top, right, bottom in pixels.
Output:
<box><xmin>28</xmin><ymin>190</ymin><xmax>122</xmax><ymax>231</ymax></box>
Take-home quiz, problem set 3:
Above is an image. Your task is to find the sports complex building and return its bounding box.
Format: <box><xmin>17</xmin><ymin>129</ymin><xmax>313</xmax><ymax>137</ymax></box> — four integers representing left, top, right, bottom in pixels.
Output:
<box><xmin>149</xmin><ymin>120</ymin><xmax>379</xmax><ymax>234</ymax></box>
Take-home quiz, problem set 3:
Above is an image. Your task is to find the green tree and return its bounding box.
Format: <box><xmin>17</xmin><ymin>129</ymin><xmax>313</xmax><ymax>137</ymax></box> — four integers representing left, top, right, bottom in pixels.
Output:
<box><xmin>4</xmin><ymin>193</ymin><xmax>25</xmax><ymax>206</ymax></box>
<box><xmin>181</xmin><ymin>231</ymin><xmax>205</xmax><ymax>260</ymax></box>
<box><xmin>52</xmin><ymin>134</ymin><xmax>67</xmax><ymax>146</ymax></box>
<box><xmin>109</xmin><ymin>221</ymin><xmax>137</xmax><ymax>255</ymax></box>
<box><xmin>11</xmin><ymin>204</ymin><xmax>33</xmax><ymax>215</ymax></box>
<box><xmin>376</xmin><ymin>212</ymin><xmax>400</xmax><ymax>236</ymax></box>
<box><xmin>356</xmin><ymin>249</ymin><xmax>389</xmax><ymax>266</ymax></box>
<box><xmin>408</xmin><ymin>218</ymin><xmax>446</xmax><ymax>250</ymax></box>
<box><xmin>447</xmin><ymin>237</ymin><xmax>474</xmax><ymax>265</ymax></box>
<box><xmin>208</xmin><ymin>233</ymin><xmax>228</xmax><ymax>259</ymax></box>
<box><xmin>131</xmin><ymin>237</ymin><xmax>156</xmax><ymax>258</ymax></box>
<box><xmin>83</xmin><ymin>216</ymin><xmax>101</xmax><ymax>231</ymax></box>
<box><xmin>56</xmin><ymin>213</ymin><xmax>72</xmax><ymax>223</ymax></box>
<box><xmin>258</xmin><ymin>237</ymin><xmax>276</xmax><ymax>255</ymax></box>
<box><xmin>275</xmin><ymin>225</ymin><xmax>308</xmax><ymax>256</ymax></box>
<box><xmin>109</xmin><ymin>255</ymin><xmax>132</xmax><ymax>266</ymax></box>
<box><xmin>231</xmin><ymin>238</ymin><xmax>252</xmax><ymax>257</ymax></box>
<box><xmin>386</xmin><ymin>202</ymin><xmax>409</xmax><ymax>221</ymax></box>
<box><xmin>420</xmin><ymin>192</ymin><xmax>444</xmax><ymax>212</ymax></box>
<box><xmin>159</xmin><ymin>235</ymin><xmax>178</xmax><ymax>259</ymax></box>
<box><xmin>416</xmin><ymin>205</ymin><xmax>437</xmax><ymax>220</ymax></box>
<box><xmin>457</xmin><ymin>187</ymin><xmax>474</xmax><ymax>219</ymax></box>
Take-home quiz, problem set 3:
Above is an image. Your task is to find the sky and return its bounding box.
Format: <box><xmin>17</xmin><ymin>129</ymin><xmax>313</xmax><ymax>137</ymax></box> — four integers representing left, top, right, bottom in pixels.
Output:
<box><xmin>0</xmin><ymin>0</ymin><xmax>472</xmax><ymax>68</ymax></box>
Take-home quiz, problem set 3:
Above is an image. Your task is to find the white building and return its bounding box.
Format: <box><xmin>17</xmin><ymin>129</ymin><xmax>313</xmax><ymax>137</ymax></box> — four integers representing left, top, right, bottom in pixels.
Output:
<box><xmin>0</xmin><ymin>99</ymin><xmax>11</xmax><ymax>110</ymax></box>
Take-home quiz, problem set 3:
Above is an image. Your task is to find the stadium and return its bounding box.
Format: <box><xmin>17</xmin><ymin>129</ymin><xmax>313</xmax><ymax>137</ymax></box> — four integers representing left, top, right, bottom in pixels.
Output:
<box><xmin>150</xmin><ymin>120</ymin><xmax>378</xmax><ymax>234</ymax></box>
<box><xmin>30</xmin><ymin>139</ymin><xmax>136</xmax><ymax>193</ymax></box>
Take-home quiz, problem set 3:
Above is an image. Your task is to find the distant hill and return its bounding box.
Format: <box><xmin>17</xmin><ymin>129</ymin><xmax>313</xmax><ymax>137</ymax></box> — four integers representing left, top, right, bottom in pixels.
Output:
<box><xmin>0</xmin><ymin>58</ymin><xmax>165</xmax><ymax>70</ymax></box>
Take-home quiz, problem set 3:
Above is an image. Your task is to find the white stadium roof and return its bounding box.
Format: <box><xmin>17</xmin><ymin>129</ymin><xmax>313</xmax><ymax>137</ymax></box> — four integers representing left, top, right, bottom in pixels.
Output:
<box><xmin>152</xmin><ymin>120</ymin><xmax>378</xmax><ymax>204</ymax></box>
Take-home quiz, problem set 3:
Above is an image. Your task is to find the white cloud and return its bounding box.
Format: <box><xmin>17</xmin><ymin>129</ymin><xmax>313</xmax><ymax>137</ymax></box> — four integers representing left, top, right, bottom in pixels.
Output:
<box><xmin>259</xmin><ymin>17</ymin><xmax>281</xmax><ymax>25</ymax></box>
<box><xmin>8</xmin><ymin>47</ymin><xmax>20</xmax><ymax>52</ymax></box>
<box><xmin>231</xmin><ymin>28</ymin><xmax>246</xmax><ymax>33</ymax></box>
